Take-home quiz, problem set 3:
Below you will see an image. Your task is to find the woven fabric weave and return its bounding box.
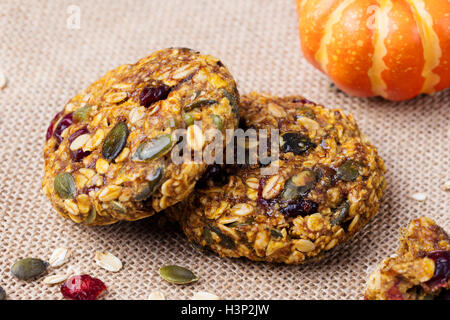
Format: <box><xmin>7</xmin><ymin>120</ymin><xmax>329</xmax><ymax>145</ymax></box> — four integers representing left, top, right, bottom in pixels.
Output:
<box><xmin>0</xmin><ymin>0</ymin><xmax>448</xmax><ymax>300</ymax></box>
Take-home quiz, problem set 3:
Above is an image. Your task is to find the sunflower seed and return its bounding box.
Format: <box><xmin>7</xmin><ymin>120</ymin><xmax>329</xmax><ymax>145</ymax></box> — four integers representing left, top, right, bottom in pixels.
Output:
<box><xmin>42</xmin><ymin>274</ymin><xmax>69</xmax><ymax>285</ymax></box>
<box><xmin>11</xmin><ymin>258</ymin><xmax>48</xmax><ymax>280</ymax></box>
<box><xmin>148</xmin><ymin>291</ymin><xmax>166</xmax><ymax>300</ymax></box>
<box><xmin>441</xmin><ymin>181</ymin><xmax>450</xmax><ymax>191</ymax></box>
<box><xmin>191</xmin><ymin>291</ymin><xmax>220</xmax><ymax>300</ymax></box>
<box><xmin>159</xmin><ymin>265</ymin><xmax>198</xmax><ymax>284</ymax></box>
<box><xmin>49</xmin><ymin>247</ymin><xmax>71</xmax><ymax>267</ymax></box>
<box><xmin>94</xmin><ymin>251</ymin><xmax>122</xmax><ymax>272</ymax></box>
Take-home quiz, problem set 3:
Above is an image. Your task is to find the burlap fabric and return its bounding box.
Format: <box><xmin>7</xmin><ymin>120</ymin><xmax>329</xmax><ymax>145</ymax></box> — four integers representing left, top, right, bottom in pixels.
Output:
<box><xmin>0</xmin><ymin>0</ymin><xmax>448</xmax><ymax>300</ymax></box>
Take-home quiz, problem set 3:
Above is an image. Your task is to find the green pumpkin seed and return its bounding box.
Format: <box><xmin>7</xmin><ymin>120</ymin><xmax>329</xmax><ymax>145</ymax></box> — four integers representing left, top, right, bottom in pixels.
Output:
<box><xmin>11</xmin><ymin>258</ymin><xmax>48</xmax><ymax>280</ymax></box>
<box><xmin>73</xmin><ymin>105</ymin><xmax>93</xmax><ymax>122</ymax></box>
<box><xmin>337</xmin><ymin>160</ymin><xmax>360</xmax><ymax>182</ymax></box>
<box><xmin>210</xmin><ymin>114</ymin><xmax>223</xmax><ymax>131</ymax></box>
<box><xmin>54</xmin><ymin>172</ymin><xmax>75</xmax><ymax>199</ymax></box>
<box><xmin>270</xmin><ymin>229</ymin><xmax>283</xmax><ymax>238</ymax></box>
<box><xmin>330</xmin><ymin>201</ymin><xmax>350</xmax><ymax>226</ymax></box>
<box><xmin>282</xmin><ymin>170</ymin><xmax>316</xmax><ymax>200</ymax></box>
<box><xmin>0</xmin><ymin>286</ymin><xmax>5</xmax><ymax>300</ymax></box>
<box><xmin>210</xmin><ymin>226</ymin><xmax>236</xmax><ymax>249</ymax></box>
<box><xmin>133</xmin><ymin>134</ymin><xmax>173</xmax><ymax>161</ymax></box>
<box><xmin>182</xmin><ymin>113</ymin><xmax>194</xmax><ymax>127</ymax></box>
<box><xmin>280</xmin><ymin>133</ymin><xmax>316</xmax><ymax>155</ymax></box>
<box><xmin>133</xmin><ymin>167</ymin><xmax>164</xmax><ymax>201</ymax></box>
<box><xmin>102</xmin><ymin>122</ymin><xmax>129</xmax><ymax>160</ymax></box>
<box><xmin>202</xmin><ymin>227</ymin><xmax>213</xmax><ymax>245</ymax></box>
<box><xmin>110</xmin><ymin>201</ymin><xmax>127</xmax><ymax>214</ymax></box>
<box><xmin>184</xmin><ymin>99</ymin><xmax>217</xmax><ymax>111</ymax></box>
<box><xmin>84</xmin><ymin>207</ymin><xmax>96</xmax><ymax>224</ymax></box>
<box><xmin>221</xmin><ymin>88</ymin><xmax>239</xmax><ymax>118</ymax></box>
<box><xmin>159</xmin><ymin>265</ymin><xmax>198</xmax><ymax>285</ymax></box>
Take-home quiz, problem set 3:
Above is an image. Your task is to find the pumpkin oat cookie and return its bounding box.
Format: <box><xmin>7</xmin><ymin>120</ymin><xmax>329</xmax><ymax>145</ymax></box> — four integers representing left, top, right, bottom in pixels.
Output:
<box><xmin>42</xmin><ymin>48</ymin><xmax>239</xmax><ymax>225</ymax></box>
<box><xmin>365</xmin><ymin>217</ymin><xmax>449</xmax><ymax>300</ymax></box>
<box><xmin>169</xmin><ymin>92</ymin><xmax>386</xmax><ymax>264</ymax></box>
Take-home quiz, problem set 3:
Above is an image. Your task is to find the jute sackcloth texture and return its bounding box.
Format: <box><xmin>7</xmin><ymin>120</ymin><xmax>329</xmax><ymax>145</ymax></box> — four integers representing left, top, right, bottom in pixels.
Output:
<box><xmin>0</xmin><ymin>0</ymin><xmax>448</xmax><ymax>300</ymax></box>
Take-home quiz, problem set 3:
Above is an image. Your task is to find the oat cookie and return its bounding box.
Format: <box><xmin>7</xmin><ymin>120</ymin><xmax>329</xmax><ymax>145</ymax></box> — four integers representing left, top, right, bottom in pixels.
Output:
<box><xmin>169</xmin><ymin>92</ymin><xmax>386</xmax><ymax>264</ymax></box>
<box><xmin>365</xmin><ymin>217</ymin><xmax>449</xmax><ymax>300</ymax></box>
<box><xmin>42</xmin><ymin>48</ymin><xmax>239</xmax><ymax>225</ymax></box>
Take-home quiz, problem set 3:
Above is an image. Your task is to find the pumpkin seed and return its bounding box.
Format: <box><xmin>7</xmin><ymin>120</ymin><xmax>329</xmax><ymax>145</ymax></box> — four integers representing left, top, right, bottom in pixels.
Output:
<box><xmin>0</xmin><ymin>286</ymin><xmax>5</xmax><ymax>300</ymax></box>
<box><xmin>84</xmin><ymin>207</ymin><xmax>97</xmax><ymax>224</ymax></box>
<box><xmin>110</xmin><ymin>201</ymin><xmax>127</xmax><ymax>214</ymax></box>
<box><xmin>133</xmin><ymin>167</ymin><xmax>164</xmax><ymax>201</ymax></box>
<box><xmin>280</xmin><ymin>132</ymin><xmax>316</xmax><ymax>155</ymax></box>
<box><xmin>270</xmin><ymin>229</ymin><xmax>283</xmax><ymax>238</ymax></box>
<box><xmin>210</xmin><ymin>226</ymin><xmax>236</xmax><ymax>249</ymax></box>
<box><xmin>133</xmin><ymin>134</ymin><xmax>173</xmax><ymax>161</ymax></box>
<box><xmin>159</xmin><ymin>265</ymin><xmax>198</xmax><ymax>285</ymax></box>
<box><xmin>183</xmin><ymin>112</ymin><xmax>194</xmax><ymax>127</ymax></box>
<box><xmin>11</xmin><ymin>258</ymin><xmax>48</xmax><ymax>280</ymax></box>
<box><xmin>330</xmin><ymin>201</ymin><xmax>349</xmax><ymax>225</ymax></box>
<box><xmin>54</xmin><ymin>172</ymin><xmax>76</xmax><ymax>199</ymax></box>
<box><xmin>184</xmin><ymin>99</ymin><xmax>217</xmax><ymax>111</ymax></box>
<box><xmin>221</xmin><ymin>88</ymin><xmax>239</xmax><ymax>118</ymax></box>
<box><xmin>73</xmin><ymin>105</ymin><xmax>93</xmax><ymax>122</ymax></box>
<box><xmin>210</xmin><ymin>114</ymin><xmax>223</xmax><ymax>131</ymax></box>
<box><xmin>95</xmin><ymin>251</ymin><xmax>123</xmax><ymax>272</ymax></box>
<box><xmin>336</xmin><ymin>160</ymin><xmax>360</xmax><ymax>182</ymax></box>
<box><xmin>282</xmin><ymin>170</ymin><xmax>316</xmax><ymax>200</ymax></box>
<box><xmin>102</xmin><ymin>122</ymin><xmax>129</xmax><ymax>160</ymax></box>
<box><xmin>202</xmin><ymin>226</ymin><xmax>213</xmax><ymax>245</ymax></box>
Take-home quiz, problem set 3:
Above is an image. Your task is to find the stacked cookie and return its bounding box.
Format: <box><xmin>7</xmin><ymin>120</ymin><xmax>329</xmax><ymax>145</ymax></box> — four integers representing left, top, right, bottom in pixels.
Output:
<box><xmin>42</xmin><ymin>48</ymin><xmax>386</xmax><ymax>264</ymax></box>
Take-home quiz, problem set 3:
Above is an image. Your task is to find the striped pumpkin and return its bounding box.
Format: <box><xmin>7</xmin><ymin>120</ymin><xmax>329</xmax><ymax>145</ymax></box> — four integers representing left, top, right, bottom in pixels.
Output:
<box><xmin>296</xmin><ymin>0</ymin><xmax>450</xmax><ymax>101</ymax></box>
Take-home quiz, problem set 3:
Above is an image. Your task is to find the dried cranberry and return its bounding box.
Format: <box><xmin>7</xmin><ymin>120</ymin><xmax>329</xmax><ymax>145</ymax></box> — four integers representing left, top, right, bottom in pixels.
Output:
<box><xmin>139</xmin><ymin>83</ymin><xmax>171</xmax><ymax>108</ymax></box>
<box><xmin>196</xmin><ymin>165</ymin><xmax>227</xmax><ymax>189</ymax></box>
<box><xmin>71</xmin><ymin>149</ymin><xmax>91</xmax><ymax>162</ymax></box>
<box><xmin>257</xmin><ymin>179</ymin><xmax>269</xmax><ymax>209</ymax></box>
<box><xmin>67</xmin><ymin>127</ymin><xmax>91</xmax><ymax>161</ymax></box>
<box><xmin>291</xmin><ymin>98</ymin><xmax>317</xmax><ymax>106</ymax></box>
<box><xmin>425</xmin><ymin>250</ymin><xmax>450</xmax><ymax>288</ymax></box>
<box><xmin>68</xmin><ymin>126</ymin><xmax>89</xmax><ymax>143</ymax></box>
<box><xmin>61</xmin><ymin>275</ymin><xmax>106</xmax><ymax>300</ymax></box>
<box><xmin>280</xmin><ymin>199</ymin><xmax>318</xmax><ymax>218</ymax></box>
<box><xmin>46</xmin><ymin>111</ymin><xmax>63</xmax><ymax>141</ymax></box>
<box><xmin>53</xmin><ymin>112</ymin><xmax>74</xmax><ymax>144</ymax></box>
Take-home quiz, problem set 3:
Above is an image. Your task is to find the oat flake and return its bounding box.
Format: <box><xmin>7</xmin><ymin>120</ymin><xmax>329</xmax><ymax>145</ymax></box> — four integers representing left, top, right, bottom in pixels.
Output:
<box><xmin>49</xmin><ymin>247</ymin><xmax>71</xmax><ymax>267</ymax></box>
<box><xmin>94</xmin><ymin>251</ymin><xmax>122</xmax><ymax>272</ymax></box>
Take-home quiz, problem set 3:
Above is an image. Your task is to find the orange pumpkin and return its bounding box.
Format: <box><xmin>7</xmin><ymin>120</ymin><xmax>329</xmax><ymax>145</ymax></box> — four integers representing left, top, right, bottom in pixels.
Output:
<box><xmin>296</xmin><ymin>0</ymin><xmax>450</xmax><ymax>101</ymax></box>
